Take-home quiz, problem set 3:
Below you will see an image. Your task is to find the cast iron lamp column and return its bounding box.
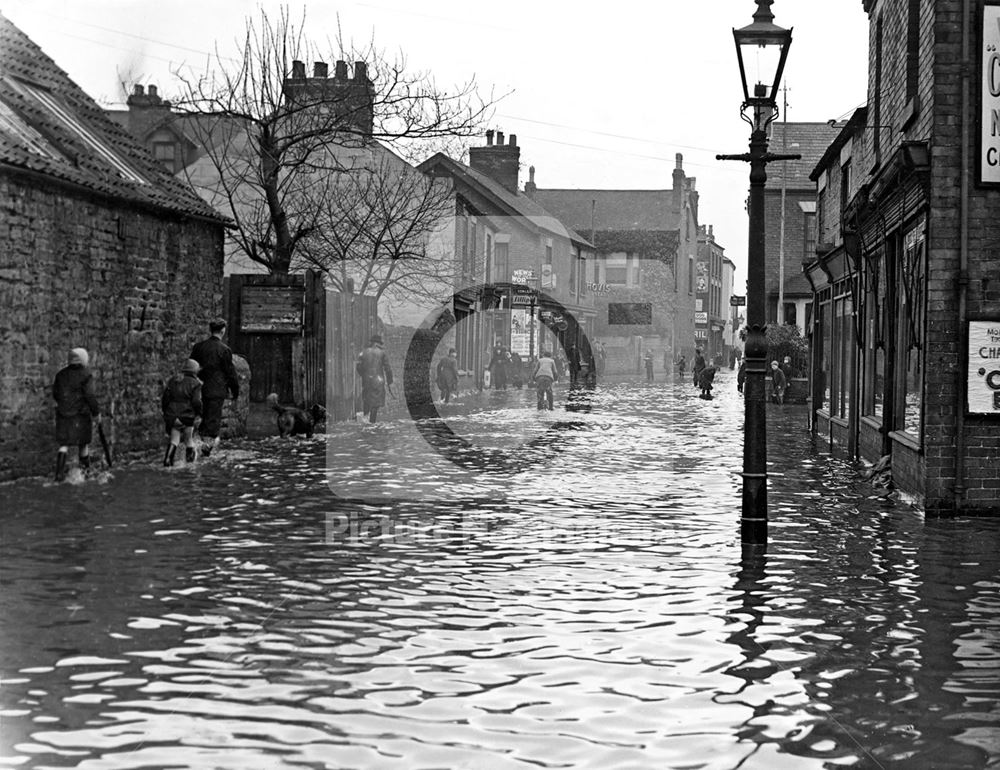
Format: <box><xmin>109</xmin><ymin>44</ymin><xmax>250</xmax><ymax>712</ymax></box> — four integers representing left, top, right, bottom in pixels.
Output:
<box><xmin>716</xmin><ymin>0</ymin><xmax>798</xmax><ymax>550</ymax></box>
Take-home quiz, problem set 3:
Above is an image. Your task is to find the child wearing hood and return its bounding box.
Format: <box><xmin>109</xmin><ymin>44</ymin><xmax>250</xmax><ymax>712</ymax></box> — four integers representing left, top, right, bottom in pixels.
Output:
<box><xmin>53</xmin><ymin>347</ymin><xmax>101</xmax><ymax>480</ymax></box>
<box><xmin>161</xmin><ymin>358</ymin><xmax>203</xmax><ymax>466</ymax></box>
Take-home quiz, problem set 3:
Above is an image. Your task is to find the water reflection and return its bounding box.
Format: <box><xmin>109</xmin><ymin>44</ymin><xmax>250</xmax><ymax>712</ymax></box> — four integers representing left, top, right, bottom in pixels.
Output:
<box><xmin>1</xmin><ymin>371</ymin><xmax>999</xmax><ymax>768</ymax></box>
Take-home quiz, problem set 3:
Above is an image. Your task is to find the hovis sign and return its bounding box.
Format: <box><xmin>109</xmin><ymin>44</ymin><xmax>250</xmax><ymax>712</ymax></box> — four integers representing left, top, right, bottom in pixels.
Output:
<box><xmin>967</xmin><ymin>320</ymin><xmax>1000</xmax><ymax>414</ymax></box>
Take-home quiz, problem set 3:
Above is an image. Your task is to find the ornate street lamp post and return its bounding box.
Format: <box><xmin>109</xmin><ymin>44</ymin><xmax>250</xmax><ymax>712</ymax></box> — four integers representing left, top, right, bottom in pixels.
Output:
<box><xmin>717</xmin><ymin>0</ymin><xmax>798</xmax><ymax>551</ymax></box>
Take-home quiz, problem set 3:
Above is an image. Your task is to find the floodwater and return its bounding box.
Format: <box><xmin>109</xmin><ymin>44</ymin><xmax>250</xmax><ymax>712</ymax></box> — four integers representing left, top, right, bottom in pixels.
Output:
<box><xmin>2</xmin><ymin>369</ymin><xmax>999</xmax><ymax>769</ymax></box>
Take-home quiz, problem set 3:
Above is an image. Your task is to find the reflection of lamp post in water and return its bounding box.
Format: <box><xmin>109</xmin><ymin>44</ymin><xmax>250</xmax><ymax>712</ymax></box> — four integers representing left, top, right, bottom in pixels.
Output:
<box><xmin>717</xmin><ymin>0</ymin><xmax>797</xmax><ymax>552</ymax></box>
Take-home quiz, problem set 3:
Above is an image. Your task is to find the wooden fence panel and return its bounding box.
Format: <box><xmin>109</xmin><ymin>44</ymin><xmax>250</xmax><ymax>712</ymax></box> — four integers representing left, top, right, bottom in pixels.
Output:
<box><xmin>326</xmin><ymin>290</ymin><xmax>378</xmax><ymax>421</ymax></box>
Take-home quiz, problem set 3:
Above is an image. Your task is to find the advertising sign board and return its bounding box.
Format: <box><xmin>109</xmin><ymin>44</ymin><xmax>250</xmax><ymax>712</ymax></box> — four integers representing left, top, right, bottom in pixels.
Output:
<box><xmin>967</xmin><ymin>320</ymin><xmax>1000</xmax><ymax>413</ymax></box>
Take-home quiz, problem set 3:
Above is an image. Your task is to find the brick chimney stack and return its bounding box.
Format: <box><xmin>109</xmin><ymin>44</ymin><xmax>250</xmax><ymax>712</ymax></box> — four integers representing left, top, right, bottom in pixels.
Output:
<box><xmin>469</xmin><ymin>129</ymin><xmax>521</xmax><ymax>193</ymax></box>
<box><xmin>125</xmin><ymin>83</ymin><xmax>173</xmax><ymax>142</ymax></box>
<box><xmin>283</xmin><ymin>58</ymin><xmax>374</xmax><ymax>136</ymax></box>
<box><xmin>524</xmin><ymin>164</ymin><xmax>537</xmax><ymax>196</ymax></box>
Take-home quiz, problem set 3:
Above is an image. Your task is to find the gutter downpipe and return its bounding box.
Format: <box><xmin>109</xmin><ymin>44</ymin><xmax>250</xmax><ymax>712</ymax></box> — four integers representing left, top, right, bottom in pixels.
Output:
<box><xmin>955</xmin><ymin>0</ymin><xmax>971</xmax><ymax>512</ymax></box>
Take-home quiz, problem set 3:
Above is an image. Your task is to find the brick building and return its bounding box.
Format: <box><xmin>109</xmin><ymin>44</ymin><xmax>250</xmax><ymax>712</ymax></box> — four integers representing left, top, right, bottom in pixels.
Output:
<box><xmin>419</xmin><ymin>131</ymin><xmax>596</xmax><ymax>382</ymax></box>
<box><xmin>696</xmin><ymin>224</ymin><xmax>727</xmax><ymax>361</ymax></box>
<box><xmin>804</xmin><ymin>0</ymin><xmax>1000</xmax><ymax>514</ymax></box>
<box><xmin>764</xmin><ymin>121</ymin><xmax>840</xmax><ymax>332</ymax></box>
<box><xmin>0</xmin><ymin>13</ymin><xmax>228</xmax><ymax>479</ymax></box>
<box><xmin>529</xmin><ymin>153</ymin><xmax>698</xmax><ymax>368</ymax></box>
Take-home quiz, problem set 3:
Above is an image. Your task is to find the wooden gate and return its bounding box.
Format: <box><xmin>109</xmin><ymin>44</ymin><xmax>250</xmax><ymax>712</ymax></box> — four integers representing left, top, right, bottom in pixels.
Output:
<box><xmin>326</xmin><ymin>290</ymin><xmax>378</xmax><ymax>421</ymax></box>
<box><xmin>225</xmin><ymin>271</ymin><xmax>325</xmax><ymax>405</ymax></box>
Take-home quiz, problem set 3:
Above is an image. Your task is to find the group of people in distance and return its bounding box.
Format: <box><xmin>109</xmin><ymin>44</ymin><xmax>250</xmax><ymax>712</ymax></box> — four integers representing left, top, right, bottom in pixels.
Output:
<box><xmin>737</xmin><ymin>355</ymin><xmax>795</xmax><ymax>404</ymax></box>
<box><xmin>52</xmin><ymin>319</ymin><xmax>240</xmax><ymax>480</ymax></box>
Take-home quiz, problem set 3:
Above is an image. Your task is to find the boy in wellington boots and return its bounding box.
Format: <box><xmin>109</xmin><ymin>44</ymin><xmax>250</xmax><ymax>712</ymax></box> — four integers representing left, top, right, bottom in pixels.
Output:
<box><xmin>161</xmin><ymin>359</ymin><xmax>203</xmax><ymax>466</ymax></box>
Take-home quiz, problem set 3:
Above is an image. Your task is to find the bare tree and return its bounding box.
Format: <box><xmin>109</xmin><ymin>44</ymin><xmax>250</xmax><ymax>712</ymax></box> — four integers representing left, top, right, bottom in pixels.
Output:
<box><xmin>292</xmin><ymin>149</ymin><xmax>456</xmax><ymax>308</ymax></box>
<box><xmin>173</xmin><ymin>6</ymin><xmax>495</xmax><ymax>275</ymax></box>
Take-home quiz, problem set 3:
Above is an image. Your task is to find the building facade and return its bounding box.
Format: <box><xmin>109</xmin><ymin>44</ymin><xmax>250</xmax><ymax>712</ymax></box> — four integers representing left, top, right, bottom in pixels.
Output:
<box><xmin>805</xmin><ymin>0</ymin><xmax>1000</xmax><ymax>514</ymax></box>
<box><xmin>765</xmin><ymin>122</ymin><xmax>841</xmax><ymax>332</ymax></box>
<box><xmin>697</xmin><ymin>224</ymin><xmax>727</xmax><ymax>361</ymax></box>
<box><xmin>530</xmin><ymin>154</ymin><xmax>699</xmax><ymax>371</ymax></box>
<box><xmin>0</xmin><ymin>13</ymin><xmax>228</xmax><ymax>479</ymax></box>
<box><xmin>420</xmin><ymin>131</ymin><xmax>596</xmax><ymax>384</ymax></box>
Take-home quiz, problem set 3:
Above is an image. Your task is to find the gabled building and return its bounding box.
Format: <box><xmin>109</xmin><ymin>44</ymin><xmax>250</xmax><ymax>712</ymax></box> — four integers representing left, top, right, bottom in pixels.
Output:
<box><xmin>529</xmin><ymin>153</ymin><xmax>697</xmax><ymax>368</ymax></box>
<box><xmin>0</xmin><ymin>12</ymin><xmax>228</xmax><ymax>479</ymax></box>
<box><xmin>764</xmin><ymin>121</ymin><xmax>841</xmax><ymax>332</ymax></box>
<box><xmin>419</xmin><ymin>131</ymin><xmax>596</xmax><ymax>383</ymax></box>
<box><xmin>804</xmin><ymin>0</ymin><xmax>1000</xmax><ymax>515</ymax></box>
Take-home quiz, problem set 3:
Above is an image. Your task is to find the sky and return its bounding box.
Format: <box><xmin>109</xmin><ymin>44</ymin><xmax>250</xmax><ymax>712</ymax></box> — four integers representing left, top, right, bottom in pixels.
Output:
<box><xmin>1</xmin><ymin>1</ymin><xmax>871</xmax><ymax>288</ymax></box>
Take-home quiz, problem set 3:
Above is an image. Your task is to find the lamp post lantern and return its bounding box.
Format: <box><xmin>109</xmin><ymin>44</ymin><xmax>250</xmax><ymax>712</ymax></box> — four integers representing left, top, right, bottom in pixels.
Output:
<box><xmin>716</xmin><ymin>0</ymin><xmax>798</xmax><ymax>552</ymax></box>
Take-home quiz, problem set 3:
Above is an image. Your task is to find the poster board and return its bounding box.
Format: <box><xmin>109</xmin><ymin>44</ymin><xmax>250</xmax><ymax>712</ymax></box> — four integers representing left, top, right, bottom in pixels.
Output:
<box><xmin>240</xmin><ymin>285</ymin><xmax>304</xmax><ymax>333</ymax></box>
<box><xmin>967</xmin><ymin>320</ymin><xmax>1000</xmax><ymax>414</ymax></box>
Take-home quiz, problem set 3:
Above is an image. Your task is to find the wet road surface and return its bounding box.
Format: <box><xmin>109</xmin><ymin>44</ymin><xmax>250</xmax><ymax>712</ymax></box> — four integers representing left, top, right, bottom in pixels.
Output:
<box><xmin>2</xmin><ymin>369</ymin><xmax>999</xmax><ymax>768</ymax></box>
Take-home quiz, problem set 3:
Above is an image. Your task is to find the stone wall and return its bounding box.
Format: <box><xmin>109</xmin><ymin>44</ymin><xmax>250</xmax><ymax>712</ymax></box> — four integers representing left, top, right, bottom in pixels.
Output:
<box><xmin>0</xmin><ymin>172</ymin><xmax>227</xmax><ymax>479</ymax></box>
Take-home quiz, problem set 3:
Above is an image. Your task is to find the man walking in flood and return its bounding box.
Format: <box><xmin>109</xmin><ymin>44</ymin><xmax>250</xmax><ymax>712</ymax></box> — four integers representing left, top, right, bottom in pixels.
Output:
<box><xmin>53</xmin><ymin>347</ymin><xmax>101</xmax><ymax>480</ymax></box>
<box><xmin>357</xmin><ymin>334</ymin><xmax>393</xmax><ymax>423</ymax></box>
<box><xmin>190</xmin><ymin>319</ymin><xmax>239</xmax><ymax>457</ymax></box>
<box><xmin>692</xmin><ymin>348</ymin><xmax>706</xmax><ymax>388</ymax></box>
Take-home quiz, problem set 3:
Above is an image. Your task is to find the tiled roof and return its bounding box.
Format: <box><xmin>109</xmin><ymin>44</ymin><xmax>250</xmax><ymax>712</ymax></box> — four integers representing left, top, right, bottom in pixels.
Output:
<box><xmin>0</xmin><ymin>13</ymin><xmax>225</xmax><ymax>222</ymax></box>
<box><xmin>419</xmin><ymin>153</ymin><xmax>592</xmax><ymax>247</ymax></box>
<box><xmin>765</xmin><ymin>122</ymin><xmax>841</xmax><ymax>189</ymax></box>
<box><xmin>531</xmin><ymin>189</ymin><xmax>679</xmax><ymax>233</ymax></box>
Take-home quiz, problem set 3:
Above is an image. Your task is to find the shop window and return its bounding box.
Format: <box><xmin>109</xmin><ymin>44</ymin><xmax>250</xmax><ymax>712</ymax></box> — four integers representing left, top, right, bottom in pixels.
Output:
<box><xmin>863</xmin><ymin>251</ymin><xmax>886</xmax><ymax>418</ymax></box>
<box><xmin>834</xmin><ymin>294</ymin><xmax>854</xmax><ymax>420</ymax></box>
<box><xmin>820</xmin><ymin>299</ymin><xmax>832</xmax><ymax>411</ymax></box>
<box><xmin>896</xmin><ymin>225</ymin><xmax>925</xmax><ymax>436</ymax></box>
<box><xmin>783</xmin><ymin>302</ymin><xmax>797</xmax><ymax>327</ymax></box>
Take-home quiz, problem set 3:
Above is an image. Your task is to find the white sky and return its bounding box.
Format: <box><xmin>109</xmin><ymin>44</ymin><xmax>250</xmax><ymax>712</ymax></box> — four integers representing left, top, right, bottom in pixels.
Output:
<box><xmin>1</xmin><ymin>1</ymin><xmax>870</xmax><ymax>288</ymax></box>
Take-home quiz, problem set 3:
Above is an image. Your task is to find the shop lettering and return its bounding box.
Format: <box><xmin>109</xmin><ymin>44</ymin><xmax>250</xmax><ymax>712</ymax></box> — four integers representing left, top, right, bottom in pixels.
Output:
<box><xmin>980</xmin><ymin>346</ymin><xmax>1000</xmax><ymax>357</ymax></box>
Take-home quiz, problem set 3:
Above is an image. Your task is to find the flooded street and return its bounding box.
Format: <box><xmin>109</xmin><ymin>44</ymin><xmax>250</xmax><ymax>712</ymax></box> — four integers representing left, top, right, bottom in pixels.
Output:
<box><xmin>2</xmin><ymin>369</ymin><xmax>1000</xmax><ymax>769</ymax></box>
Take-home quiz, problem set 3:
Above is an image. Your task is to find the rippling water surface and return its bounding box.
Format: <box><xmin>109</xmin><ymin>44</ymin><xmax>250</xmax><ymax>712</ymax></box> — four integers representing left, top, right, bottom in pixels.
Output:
<box><xmin>2</xmin><ymin>371</ymin><xmax>999</xmax><ymax>769</ymax></box>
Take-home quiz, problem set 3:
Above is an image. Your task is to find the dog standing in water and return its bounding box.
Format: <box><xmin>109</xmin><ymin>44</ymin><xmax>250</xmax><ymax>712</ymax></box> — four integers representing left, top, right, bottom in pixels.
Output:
<box><xmin>266</xmin><ymin>393</ymin><xmax>326</xmax><ymax>437</ymax></box>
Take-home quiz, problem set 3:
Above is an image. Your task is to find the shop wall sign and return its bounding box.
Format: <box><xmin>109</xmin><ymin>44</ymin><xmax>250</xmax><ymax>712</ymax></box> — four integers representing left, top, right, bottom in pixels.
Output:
<box><xmin>967</xmin><ymin>320</ymin><xmax>1000</xmax><ymax>414</ymax></box>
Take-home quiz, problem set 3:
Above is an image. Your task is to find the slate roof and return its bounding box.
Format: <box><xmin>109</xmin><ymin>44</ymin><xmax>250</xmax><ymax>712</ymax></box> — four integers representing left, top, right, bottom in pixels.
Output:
<box><xmin>530</xmin><ymin>189</ymin><xmax>680</xmax><ymax>233</ymax></box>
<box><xmin>765</xmin><ymin>122</ymin><xmax>841</xmax><ymax>189</ymax></box>
<box><xmin>419</xmin><ymin>152</ymin><xmax>593</xmax><ymax>247</ymax></box>
<box><xmin>0</xmin><ymin>13</ymin><xmax>225</xmax><ymax>222</ymax></box>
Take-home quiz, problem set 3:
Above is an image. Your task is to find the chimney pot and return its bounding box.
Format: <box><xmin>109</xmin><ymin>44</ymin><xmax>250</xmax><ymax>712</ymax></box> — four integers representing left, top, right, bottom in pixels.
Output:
<box><xmin>148</xmin><ymin>84</ymin><xmax>158</xmax><ymax>98</ymax></box>
<box><xmin>335</xmin><ymin>60</ymin><xmax>348</xmax><ymax>80</ymax></box>
<box><xmin>133</xmin><ymin>84</ymin><xmax>144</xmax><ymax>96</ymax></box>
<box><xmin>496</xmin><ymin>130</ymin><xmax>505</xmax><ymax>145</ymax></box>
<box><xmin>529</xmin><ymin>165</ymin><xmax>535</xmax><ymax>182</ymax></box>
<box><xmin>292</xmin><ymin>60</ymin><xmax>306</xmax><ymax>79</ymax></box>
<box><xmin>314</xmin><ymin>61</ymin><xmax>328</xmax><ymax>78</ymax></box>
<box><xmin>486</xmin><ymin>129</ymin><xmax>494</xmax><ymax>145</ymax></box>
<box><xmin>675</xmin><ymin>153</ymin><xmax>683</xmax><ymax>169</ymax></box>
<box><xmin>354</xmin><ymin>61</ymin><xmax>367</xmax><ymax>81</ymax></box>
<box><xmin>508</xmin><ymin>134</ymin><xmax>517</xmax><ymax>146</ymax></box>
<box><xmin>708</xmin><ymin>225</ymin><xmax>714</xmax><ymax>237</ymax></box>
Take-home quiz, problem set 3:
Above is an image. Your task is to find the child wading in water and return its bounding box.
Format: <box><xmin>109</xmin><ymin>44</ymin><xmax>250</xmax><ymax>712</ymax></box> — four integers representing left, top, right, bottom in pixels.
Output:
<box><xmin>53</xmin><ymin>347</ymin><xmax>101</xmax><ymax>480</ymax></box>
<box><xmin>161</xmin><ymin>359</ymin><xmax>203</xmax><ymax>466</ymax></box>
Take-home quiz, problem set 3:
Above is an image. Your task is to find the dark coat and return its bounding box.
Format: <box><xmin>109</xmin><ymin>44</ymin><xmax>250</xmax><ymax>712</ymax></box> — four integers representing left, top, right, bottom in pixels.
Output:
<box><xmin>190</xmin><ymin>336</ymin><xmax>239</xmax><ymax>400</ymax></box>
<box><xmin>162</xmin><ymin>372</ymin><xmax>203</xmax><ymax>428</ymax></box>
<box><xmin>53</xmin><ymin>364</ymin><xmax>99</xmax><ymax>445</ymax></box>
<box><xmin>357</xmin><ymin>345</ymin><xmax>393</xmax><ymax>410</ymax></box>
<box><xmin>436</xmin><ymin>356</ymin><xmax>459</xmax><ymax>391</ymax></box>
